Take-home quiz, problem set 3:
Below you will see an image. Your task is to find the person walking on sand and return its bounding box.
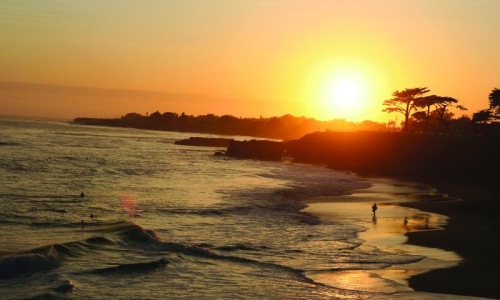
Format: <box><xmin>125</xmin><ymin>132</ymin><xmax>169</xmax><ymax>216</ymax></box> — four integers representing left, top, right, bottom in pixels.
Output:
<box><xmin>372</xmin><ymin>203</ymin><xmax>378</xmax><ymax>215</ymax></box>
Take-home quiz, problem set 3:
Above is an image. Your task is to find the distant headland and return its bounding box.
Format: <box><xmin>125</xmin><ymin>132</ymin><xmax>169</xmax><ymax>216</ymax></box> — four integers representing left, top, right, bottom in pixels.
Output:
<box><xmin>73</xmin><ymin>87</ymin><xmax>499</xmax><ymax>141</ymax></box>
<box><xmin>73</xmin><ymin>111</ymin><xmax>391</xmax><ymax>140</ymax></box>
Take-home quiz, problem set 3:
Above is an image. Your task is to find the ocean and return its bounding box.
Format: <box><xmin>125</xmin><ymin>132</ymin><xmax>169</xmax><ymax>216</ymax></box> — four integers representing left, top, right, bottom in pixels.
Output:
<box><xmin>0</xmin><ymin>118</ymin><xmax>466</xmax><ymax>299</ymax></box>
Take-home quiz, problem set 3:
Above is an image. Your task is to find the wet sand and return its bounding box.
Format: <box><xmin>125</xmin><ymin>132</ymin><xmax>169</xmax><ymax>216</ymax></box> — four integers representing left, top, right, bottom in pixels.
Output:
<box><xmin>400</xmin><ymin>180</ymin><xmax>500</xmax><ymax>299</ymax></box>
<box><xmin>302</xmin><ymin>178</ymin><xmax>500</xmax><ymax>298</ymax></box>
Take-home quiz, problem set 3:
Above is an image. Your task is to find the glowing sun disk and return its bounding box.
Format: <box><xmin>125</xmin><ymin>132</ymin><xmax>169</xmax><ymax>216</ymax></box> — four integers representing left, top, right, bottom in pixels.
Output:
<box><xmin>330</xmin><ymin>78</ymin><xmax>362</xmax><ymax>108</ymax></box>
<box><xmin>305</xmin><ymin>57</ymin><xmax>387</xmax><ymax>122</ymax></box>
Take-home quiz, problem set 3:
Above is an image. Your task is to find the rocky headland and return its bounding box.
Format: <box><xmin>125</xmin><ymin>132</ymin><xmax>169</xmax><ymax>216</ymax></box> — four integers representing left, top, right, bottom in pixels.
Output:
<box><xmin>174</xmin><ymin>137</ymin><xmax>233</xmax><ymax>147</ymax></box>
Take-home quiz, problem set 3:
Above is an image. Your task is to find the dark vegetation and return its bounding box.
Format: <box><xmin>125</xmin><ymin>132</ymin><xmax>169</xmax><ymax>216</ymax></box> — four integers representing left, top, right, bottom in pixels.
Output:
<box><xmin>382</xmin><ymin>87</ymin><xmax>467</xmax><ymax>134</ymax></box>
<box><xmin>74</xmin><ymin>88</ymin><xmax>499</xmax><ymax>140</ymax></box>
<box><xmin>381</xmin><ymin>87</ymin><xmax>500</xmax><ymax>136</ymax></box>
<box><xmin>74</xmin><ymin>112</ymin><xmax>389</xmax><ymax>140</ymax></box>
<box><xmin>472</xmin><ymin>87</ymin><xmax>500</xmax><ymax>123</ymax></box>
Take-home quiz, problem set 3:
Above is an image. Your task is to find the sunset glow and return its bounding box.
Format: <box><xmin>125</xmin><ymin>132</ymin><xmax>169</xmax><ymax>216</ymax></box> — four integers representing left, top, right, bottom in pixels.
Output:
<box><xmin>301</xmin><ymin>57</ymin><xmax>388</xmax><ymax>121</ymax></box>
<box><xmin>0</xmin><ymin>1</ymin><xmax>499</xmax><ymax>123</ymax></box>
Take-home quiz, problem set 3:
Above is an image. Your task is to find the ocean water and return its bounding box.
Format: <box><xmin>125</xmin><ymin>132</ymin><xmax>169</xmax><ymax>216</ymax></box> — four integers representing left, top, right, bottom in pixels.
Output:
<box><xmin>0</xmin><ymin>118</ymin><xmax>465</xmax><ymax>299</ymax></box>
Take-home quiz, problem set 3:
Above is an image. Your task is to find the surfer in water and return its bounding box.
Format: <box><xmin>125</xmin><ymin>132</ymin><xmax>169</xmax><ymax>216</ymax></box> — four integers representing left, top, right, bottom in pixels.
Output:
<box><xmin>80</xmin><ymin>191</ymin><xmax>85</xmax><ymax>198</ymax></box>
<box><xmin>372</xmin><ymin>203</ymin><xmax>378</xmax><ymax>215</ymax></box>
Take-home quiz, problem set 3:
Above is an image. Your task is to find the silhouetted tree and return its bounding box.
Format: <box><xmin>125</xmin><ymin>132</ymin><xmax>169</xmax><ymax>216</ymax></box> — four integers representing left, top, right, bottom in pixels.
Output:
<box><xmin>162</xmin><ymin>112</ymin><xmax>178</xmax><ymax>121</ymax></box>
<box><xmin>411</xmin><ymin>111</ymin><xmax>427</xmax><ymax>122</ymax></box>
<box><xmin>472</xmin><ymin>109</ymin><xmax>492</xmax><ymax>123</ymax></box>
<box><xmin>448</xmin><ymin>114</ymin><xmax>473</xmax><ymax>136</ymax></box>
<box><xmin>471</xmin><ymin>88</ymin><xmax>500</xmax><ymax>124</ymax></box>
<box><xmin>382</xmin><ymin>87</ymin><xmax>429</xmax><ymax>133</ymax></box>
<box><xmin>426</xmin><ymin>96</ymin><xmax>467</xmax><ymax>131</ymax></box>
<box><xmin>150</xmin><ymin>111</ymin><xmax>162</xmax><ymax>121</ymax></box>
<box><xmin>414</xmin><ymin>95</ymin><xmax>437</xmax><ymax>132</ymax></box>
<box><xmin>410</xmin><ymin>111</ymin><xmax>428</xmax><ymax>133</ymax></box>
<box><xmin>123</xmin><ymin>112</ymin><xmax>143</xmax><ymax>120</ymax></box>
<box><xmin>179</xmin><ymin>112</ymin><xmax>188</xmax><ymax>121</ymax></box>
<box><xmin>77</xmin><ymin>110</ymin><xmax>393</xmax><ymax>139</ymax></box>
<box><xmin>488</xmin><ymin>88</ymin><xmax>500</xmax><ymax>118</ymax></box>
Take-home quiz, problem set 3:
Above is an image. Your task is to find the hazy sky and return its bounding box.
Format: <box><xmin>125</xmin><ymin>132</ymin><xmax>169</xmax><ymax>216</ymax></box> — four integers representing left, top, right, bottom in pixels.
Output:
<box><xmin>1</xmin><ymin>0</ymin><xmax>499</xmax><ymax>122</ymax></box>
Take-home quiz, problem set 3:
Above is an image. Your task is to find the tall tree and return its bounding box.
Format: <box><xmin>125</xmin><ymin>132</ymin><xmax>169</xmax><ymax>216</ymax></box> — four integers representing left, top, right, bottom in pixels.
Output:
<box><xmin>382</xmin><ymin>87</ymin><xmax>429</xmax><ymax>133</ymax></box>
<box><xmin>414</xmin><ymin>95</ymin><xmax>437</xmax><ymax>132</ymax></box>
<box><xmin>488</xmin><ymin>88</ymin><xmax>500</xmax><ymax>118</ymax></box>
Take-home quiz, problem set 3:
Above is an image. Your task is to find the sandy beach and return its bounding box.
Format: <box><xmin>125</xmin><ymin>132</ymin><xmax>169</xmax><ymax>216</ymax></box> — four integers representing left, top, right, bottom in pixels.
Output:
<box><xmin>401</xmin><ymin>180</ymin><xmax>500</xmax><ymax>299</ymax></box>
<box><xmin>302</xmin><ymin>177</ymin><xmax>500</xmax><ymax>299</ymax></box>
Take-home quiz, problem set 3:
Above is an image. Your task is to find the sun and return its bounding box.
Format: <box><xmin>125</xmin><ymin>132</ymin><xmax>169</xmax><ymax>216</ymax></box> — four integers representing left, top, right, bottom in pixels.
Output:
<box><xmin>302</xmin><ymin>57</ymin><xmax>388</xmax><ymax>122</ymax></box>
<box><xmin>329</xmin><ymin>77</ymin><xmax>363</xmax><ymax>109</ymax></box>
<box><xmin>320</xmin><ymin>71</ymin><xmax>367</xmax><ymax>120</ymax></box>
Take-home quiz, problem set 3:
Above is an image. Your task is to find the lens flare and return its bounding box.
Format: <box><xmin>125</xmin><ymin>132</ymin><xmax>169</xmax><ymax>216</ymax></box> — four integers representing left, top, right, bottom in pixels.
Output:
<box><xmin>120</xmin><ymin>194</ymin><xmax>137</xmax><ymax>217</ymax></box>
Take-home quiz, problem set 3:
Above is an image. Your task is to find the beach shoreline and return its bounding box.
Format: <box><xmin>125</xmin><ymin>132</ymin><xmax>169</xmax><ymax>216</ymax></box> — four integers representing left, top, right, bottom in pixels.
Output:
<box><xmin>302</xmin><ymin>177</ymin><xmax>500</xmax><ymax>299</ymax></box>
<box><xmin>398</xmin><ymin>180</ymin><xmax>500</xmax><ymax>298</ymax></box>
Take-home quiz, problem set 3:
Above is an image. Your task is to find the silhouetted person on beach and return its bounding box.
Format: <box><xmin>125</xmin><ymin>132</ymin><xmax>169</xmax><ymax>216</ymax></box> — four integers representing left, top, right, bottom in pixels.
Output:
<box><xmin>80</xmin><ymin>191</ymin><xmax>84</xmax><ymax>198</ymax></box>
<box><xmin>81</xmin><ymin>220</ymin><xmax>85</xmax><ymax>229</ymax></box>
<box><xmin>372</xmin><ymin>203</ymin><xmax>378</xmax><ymax>215</ymax></box>
<box><xmin>90</xmin><ymin>213</ymin><xmax>93</xmax><ymax>219</ymax></box>
<box><xmin>404</xmin><ymin>216</ymin><xmax>408</xmax><ymax>226</ymax></box>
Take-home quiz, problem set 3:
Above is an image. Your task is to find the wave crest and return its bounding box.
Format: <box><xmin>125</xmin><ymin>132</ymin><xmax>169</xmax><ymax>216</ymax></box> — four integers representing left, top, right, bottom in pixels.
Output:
<box><xmin>0</xmin><ymin>245</ymin><xmax>59</xmax><ymax>279</ymax></box>
<box><xmin>92</xmin><ymin>257</ymin><xmax>169</xmax><ymax>275</ymax></box>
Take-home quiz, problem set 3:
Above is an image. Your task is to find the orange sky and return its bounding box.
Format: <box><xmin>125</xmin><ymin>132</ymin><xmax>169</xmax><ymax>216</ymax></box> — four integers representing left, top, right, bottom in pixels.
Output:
<box><xmin>1</xmin><ymin>1</ymin><xmax>499</xmax><ymax>122</ymax></box>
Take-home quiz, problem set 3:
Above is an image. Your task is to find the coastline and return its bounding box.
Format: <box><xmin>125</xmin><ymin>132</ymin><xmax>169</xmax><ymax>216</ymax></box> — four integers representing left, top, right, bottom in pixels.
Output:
<box><xmin>301</xmin><ymin>177</ymin><xmax>500</xmax><ymax>298</ymax></box>
<box><xmin>399</xmin><ymin>180</ymin><xmax>500</xmax><ymax>298</ymax></box>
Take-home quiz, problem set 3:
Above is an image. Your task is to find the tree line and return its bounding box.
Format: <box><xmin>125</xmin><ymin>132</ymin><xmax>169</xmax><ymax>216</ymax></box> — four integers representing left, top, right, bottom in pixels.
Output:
<box><xmin>382</xmin><ymin>87</ymin><xmax>499</xmax><ymax>135</ymax></box>
<box><xmin>74</xmin><ymin>112</ymin><xmax>390</xmax><ymax>140</ymax></box>
<box><xmin>74</xmin><ymin>87</ymin><xmax>499</xmax><ymax>139</ymax></box>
